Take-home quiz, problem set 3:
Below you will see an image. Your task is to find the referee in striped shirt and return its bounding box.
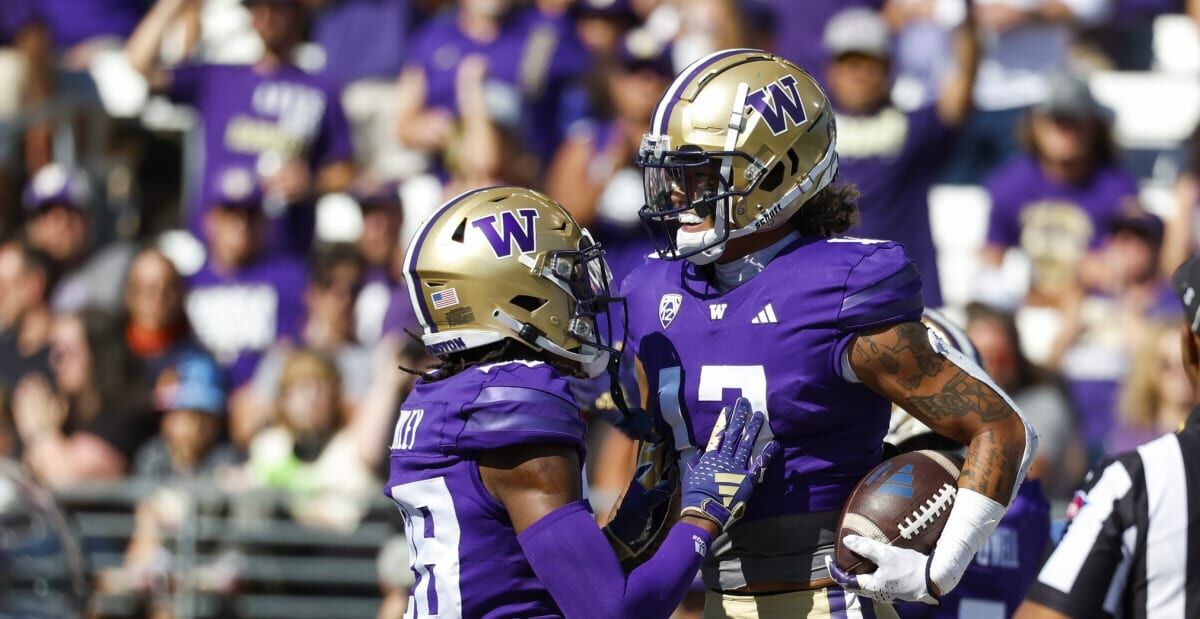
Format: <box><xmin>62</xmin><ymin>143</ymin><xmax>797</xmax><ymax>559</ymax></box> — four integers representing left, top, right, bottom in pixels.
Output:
<box><xmin>1014</xmin><ymin>256</ymin><xmax>1200</xmax><ymax>619</ymax></box>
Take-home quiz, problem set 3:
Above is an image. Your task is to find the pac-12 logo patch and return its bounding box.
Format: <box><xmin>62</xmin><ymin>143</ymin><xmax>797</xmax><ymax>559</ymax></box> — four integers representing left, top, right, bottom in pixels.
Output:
<box><xmin>659</xmin><ymin>293</ymin><xmax>682</xmax><ymax>329</ymax></box>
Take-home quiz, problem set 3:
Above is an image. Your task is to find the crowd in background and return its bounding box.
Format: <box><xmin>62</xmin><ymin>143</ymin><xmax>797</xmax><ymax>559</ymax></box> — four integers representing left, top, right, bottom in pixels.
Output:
<box><xmin>4</xmin><ymin>0</ymin><xmax>1200</xmax><ymax>615</ymax></box>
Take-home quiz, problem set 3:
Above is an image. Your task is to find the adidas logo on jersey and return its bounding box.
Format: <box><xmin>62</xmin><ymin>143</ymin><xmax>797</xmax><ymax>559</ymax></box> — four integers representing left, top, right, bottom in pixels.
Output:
<box><xmin>750</xmin><ymin>304</ymin><xmax>778</xmax><ymax>325</ymax></box>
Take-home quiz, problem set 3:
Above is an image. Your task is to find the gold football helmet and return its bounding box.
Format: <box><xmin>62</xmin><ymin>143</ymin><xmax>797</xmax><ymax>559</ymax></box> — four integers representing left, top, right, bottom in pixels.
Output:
<box><xmin>403</xmin><ymin>186</ymin><xmax>618</xmax><ymax>377</ymax></box>
<box><xmin>637</xmin><ymin>49</ymin><xmax>838</xmax><ymax>263</ymax></box>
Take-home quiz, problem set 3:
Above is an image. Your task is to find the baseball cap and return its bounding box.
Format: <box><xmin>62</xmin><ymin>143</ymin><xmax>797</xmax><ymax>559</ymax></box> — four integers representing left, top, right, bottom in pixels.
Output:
<box><xmin>1033</xmin><ymin>75</ymin><xmax>1113</xmax><ymax>122</ymax></box>
<box><xmin>824</xmin><ymin>8</ymin><xmax>891</xmax><ymax>60</ymax></box>
<box><xmin>616</xmin><ymin>29</ymin><xmax>674</xmax><ymax>77</ymax></box>
<box><xmin>573</xmin><ymin>0</ymin><xmax>636</xmax><ymax>20</ymax></box>
<box><xmin>1110</xmin><ymin>209</ymin><xmax>1165</xmax><ymax>247</ymax></box>
<box><xmin>210</xmin><ymin>167</ymin><xmax>264</xmax><ymax>210</ymax></box>
<box><xmin>351</xmin><ymin>178</ymin><xmax>403</xmax><ymax>211</ymax></box>
<box><xmin>154</xmin><ymin>353</ymin><xmax>227</xmax><ymax>415</ymax></box>
<box><xmin>22</xmin><ymin>164</ymin><xmax>91</xmax><ymax>213</ymax></box>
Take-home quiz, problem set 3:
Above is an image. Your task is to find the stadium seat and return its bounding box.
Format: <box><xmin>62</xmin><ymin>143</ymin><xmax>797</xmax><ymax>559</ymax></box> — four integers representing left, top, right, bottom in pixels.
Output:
<box><xmin>1153</xmin><ymin>14</ymin><xmax>1200</xmax><ymax>74</ymax></box>
<box><xmin>1089</xmin><ymin>71</ymin><xmax>1200</xmax><ymax>149</ymax></box>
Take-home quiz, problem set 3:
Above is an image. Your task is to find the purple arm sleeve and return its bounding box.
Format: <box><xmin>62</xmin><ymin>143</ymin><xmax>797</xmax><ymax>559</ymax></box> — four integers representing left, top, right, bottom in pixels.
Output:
<box><xmin>518</xmin><ymin>501</ymin><xmax>710</xmax><ymax>619</ymax></box>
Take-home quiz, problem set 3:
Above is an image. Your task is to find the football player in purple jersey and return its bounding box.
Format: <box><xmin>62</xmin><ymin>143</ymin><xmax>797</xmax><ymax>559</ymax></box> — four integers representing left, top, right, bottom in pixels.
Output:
<box><xmin>621</xmin><ymin>49</ymin><xmax>1039</xmax><ymax>618</ymax></box>
<box><xmin>387</xmin><ymin>186</ymin><xmax>779</xmax><ymax>619</ymax></box>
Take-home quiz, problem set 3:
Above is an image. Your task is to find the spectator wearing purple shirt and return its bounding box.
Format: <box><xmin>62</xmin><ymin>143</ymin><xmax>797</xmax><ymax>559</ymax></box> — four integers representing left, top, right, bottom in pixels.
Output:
<box><xmin>393</xmin><ymin>0</ymin><xmax>591</xmax><ymax>171</ymax></box>
<box><xmin>347</xmin><ymin>179</ymin><xmax>417</xmax><ymax>345</ymax></box>
<box><xmin>183</xmin><ymin>168</ymin><xmax>306</xmax><ymax>392</ymax></box>
<box><xmin>126</xmin><ymin>0</ymin><xmax>355</xmax><ymax>255</ymax></box>
<box><xmin>768</xmin><ymin>0</ymin><xmax>883</xmax><ymax>80</ymax></box>
<box><xmin>979</xmin><ymin>75</ymin><xmax>1138</xmax><ymax>309</ymax></box>
<box><xmin>822</xmin><ymin>7</ymin><xmax>980</xmax><ymax>308</ymax></box>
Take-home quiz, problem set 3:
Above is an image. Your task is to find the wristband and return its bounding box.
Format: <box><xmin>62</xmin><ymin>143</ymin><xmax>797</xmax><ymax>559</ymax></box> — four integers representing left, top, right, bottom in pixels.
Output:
<box><xmin>928</xmin><ymin>488</ymin><xmax>1006</xmax><ymax>594</ymax></box>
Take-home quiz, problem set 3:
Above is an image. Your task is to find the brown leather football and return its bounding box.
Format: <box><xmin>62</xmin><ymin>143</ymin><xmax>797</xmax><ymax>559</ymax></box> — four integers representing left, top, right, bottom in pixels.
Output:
<box><xmin>834</xmin><ymin>450</ymin><xmax>965</xmax><ymax>574</ymax></box>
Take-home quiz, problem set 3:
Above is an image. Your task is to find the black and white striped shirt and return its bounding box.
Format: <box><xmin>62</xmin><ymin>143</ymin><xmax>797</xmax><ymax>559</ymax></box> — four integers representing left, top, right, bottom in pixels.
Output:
<box><xmin>1025</xmin><ymin>419</ymin><xmax>1200</xmax><ymax>618</ymax></box>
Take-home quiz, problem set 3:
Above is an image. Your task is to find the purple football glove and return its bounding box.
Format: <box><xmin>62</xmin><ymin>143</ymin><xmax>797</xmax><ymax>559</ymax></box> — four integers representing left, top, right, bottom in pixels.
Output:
<box><xmin>680</xmin><ymin>397</ymin><xmax>779</xmax><ymax>532</ymax></box>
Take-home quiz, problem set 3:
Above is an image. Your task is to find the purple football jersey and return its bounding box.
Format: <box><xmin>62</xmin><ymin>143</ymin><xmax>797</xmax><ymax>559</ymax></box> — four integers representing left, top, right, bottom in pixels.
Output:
<box><xmin>837</xmin><ymin>105</ymin><xmax>953</xmax><ymax>307</ymax></box>
<box><xmin>166</xmin><ymin>63</ymin><xmax>354</xmax><ymax>239</ymax></box>
<box><xmin>384</xmin><ymin>361</ymin><xmax>586</xmax><ymax>618</ymax></box>
<box><xmin>896</xmin><ymin>479</ymin><xmax>1050</xmax><ymax>619</ymax></box>
<box><xmin>184</xmin><ymin>256</ymin><xmax>307</xmax><ymax>388</ymax></box>
<box><xmin>622</xmin><ymin>236</ymin><xmax>924</xmax><ymax>519</ymax></box>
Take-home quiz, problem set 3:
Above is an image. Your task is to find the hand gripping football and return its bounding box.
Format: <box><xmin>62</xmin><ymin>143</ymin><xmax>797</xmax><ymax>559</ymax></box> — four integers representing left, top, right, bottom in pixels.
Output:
<box><xmin>834</xmin><ymin>450</ymin><xmax>965</xmax><ymax>574</ymax></box>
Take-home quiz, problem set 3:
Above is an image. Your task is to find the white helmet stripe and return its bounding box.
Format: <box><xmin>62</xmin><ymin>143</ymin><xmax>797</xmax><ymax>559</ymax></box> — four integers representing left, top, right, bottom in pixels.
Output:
<box><xmin>403</xmin><ymin>186</ymin><xmax>491</xmax><ymax>334</ymax></box>
<box><xmin>651</xmin><ymin>48</ymin><xmax>761</xmax><ymax>135</ymax></box>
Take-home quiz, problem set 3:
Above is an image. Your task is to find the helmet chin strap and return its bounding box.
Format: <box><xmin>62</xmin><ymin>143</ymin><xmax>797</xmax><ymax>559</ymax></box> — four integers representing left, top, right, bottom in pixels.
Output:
<box><xmin>679</xmin><ymin>226</ymin><xmax>726</xmax><ymax>265</ymax></box>
<box><xmin>491</xmin><ymin>309</ymin><xmax>609</xmax><ymax>378</ymax></box>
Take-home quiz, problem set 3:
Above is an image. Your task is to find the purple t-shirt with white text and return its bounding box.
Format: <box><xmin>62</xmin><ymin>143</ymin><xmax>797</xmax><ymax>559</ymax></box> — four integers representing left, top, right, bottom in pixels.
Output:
<box><xmin>166</xmin><ymin>62</ymin><xmax>354</xmax><ymax>242</ymax></box>
<box><xmin>838</xmin><ymin>104</ymin><xmax>953</xmax><ymax>307</ymax></box>
<box><xmin>385</xmin><ymin>361</ymin><xmax>585</xmax><ymax>618</ymax></box>
<box><xmin>184</xmin><ymin>256</ymin><xmax>307</xmax><ymax>388</ymax></box>
<box><xmin>985</xmin><ymin>156</ymin><xmax>1138</xmax><ymax>253</ymax></box>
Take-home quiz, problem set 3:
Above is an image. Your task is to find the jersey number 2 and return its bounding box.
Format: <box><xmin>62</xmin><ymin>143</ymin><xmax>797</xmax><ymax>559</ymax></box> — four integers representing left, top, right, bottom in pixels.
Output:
<box><xmin>658</xmin><ymin>364</ymin><xmax>772</xmax><ymax>452</ymax></box>
<box><xmin>391</xmin><ymin>477</ymin><xmax>462</xmax><ymax>618</ymax></box>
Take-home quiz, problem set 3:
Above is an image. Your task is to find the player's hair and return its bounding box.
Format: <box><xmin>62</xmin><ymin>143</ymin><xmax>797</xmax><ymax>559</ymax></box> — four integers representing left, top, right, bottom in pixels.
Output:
<box><xmin>404</xmin><ymin>335</ymin><xmax>579</xmax><ymax>382</ymax></box>
<box><xmin>788</xmin><ymin>183</ymin><xmax>860</xmax><ymax>237</ymax></box>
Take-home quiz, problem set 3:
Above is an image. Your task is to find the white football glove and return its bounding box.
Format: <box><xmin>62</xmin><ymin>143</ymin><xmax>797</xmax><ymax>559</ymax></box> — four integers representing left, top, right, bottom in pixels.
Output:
<box><xmin>825</xmin><ymin>535</ymin><xmax>937</xmax><ymax>605</ymax></box>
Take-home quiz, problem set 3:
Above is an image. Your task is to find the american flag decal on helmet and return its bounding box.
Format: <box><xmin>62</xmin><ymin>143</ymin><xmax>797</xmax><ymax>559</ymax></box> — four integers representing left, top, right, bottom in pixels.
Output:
<box><xmin>431</xmin><ymin>288</ymin><xmax>460</xmax><ymax>309</ymax></box>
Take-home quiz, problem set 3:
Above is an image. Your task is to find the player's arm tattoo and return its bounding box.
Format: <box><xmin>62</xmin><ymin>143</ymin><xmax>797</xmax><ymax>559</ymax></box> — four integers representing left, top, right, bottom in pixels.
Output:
<box><xmin>851</xmin><ymin>322</ymin><xmax>1024</xmax><ymax>502</ymax></box>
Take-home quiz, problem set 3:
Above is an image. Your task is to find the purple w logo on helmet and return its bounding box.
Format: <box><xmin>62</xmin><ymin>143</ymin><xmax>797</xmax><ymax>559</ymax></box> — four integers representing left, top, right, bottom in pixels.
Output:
<box><xmin>472</xmin><ymin>209</ymin><xmax>539</xmax><ymax>258</ymax></box>
<box><xmin>746</xmin><ymin>75</ymin><xmax>808</xmax><ymax>136</ymax></box>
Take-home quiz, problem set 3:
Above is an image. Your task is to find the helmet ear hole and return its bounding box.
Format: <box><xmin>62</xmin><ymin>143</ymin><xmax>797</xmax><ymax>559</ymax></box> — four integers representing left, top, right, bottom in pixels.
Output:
<box><xmin>759</xmin><ymin>162</ymin><xmax>785</xmax><ymax>192</ymax></box>
<box><xmin>509</xmin><ymin>295</ymin><xmax>548</xmax><ymax>312</ymax></box>
<box><xmin>787</xmin><ymin>148</ymin><xmax>800</xmax><ymax>176</ymax></box>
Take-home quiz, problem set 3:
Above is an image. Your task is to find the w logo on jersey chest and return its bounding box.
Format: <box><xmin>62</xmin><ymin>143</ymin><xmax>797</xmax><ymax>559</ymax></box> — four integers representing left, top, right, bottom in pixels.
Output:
<box><xmin>746</xmin><ymin>75</ymin><xmax>808</xmax><ymax>136</ymax></box>
<box><xmin>471</xmin><ymin>209</ymin><xmax>538</xmax><ymax>258</ymax></box>
<box><xmin>709</xmin><ymin>304</ymin><xmax>727</xmax><ymax>320</ymax></box>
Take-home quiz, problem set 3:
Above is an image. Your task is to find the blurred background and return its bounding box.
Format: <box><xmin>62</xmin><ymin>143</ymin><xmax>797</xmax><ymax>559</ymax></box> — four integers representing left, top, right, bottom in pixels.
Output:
<box><xmin>1</xmin><ymin>0</ymin><xmax>1199</xmax><ymax>617</ymax></box>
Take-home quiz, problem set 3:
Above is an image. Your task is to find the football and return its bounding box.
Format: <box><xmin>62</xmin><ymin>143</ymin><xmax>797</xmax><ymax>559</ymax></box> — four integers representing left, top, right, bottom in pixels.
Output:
<box><xmin>834</xmin><ymin>450</ymin><xmax>965</xmax><ymax>574</ymax></box>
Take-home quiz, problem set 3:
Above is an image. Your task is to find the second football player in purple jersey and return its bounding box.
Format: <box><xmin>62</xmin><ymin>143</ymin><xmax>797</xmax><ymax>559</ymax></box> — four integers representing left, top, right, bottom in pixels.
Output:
<box><xmin>388</xmin><ymin>186</ymin><xmax>779</xmax><ymax>618</ymax></box>
<box><xmin>625</xmin><ymin>50</ymin><xmax>1038</xmax><ymax>618</ymax></box>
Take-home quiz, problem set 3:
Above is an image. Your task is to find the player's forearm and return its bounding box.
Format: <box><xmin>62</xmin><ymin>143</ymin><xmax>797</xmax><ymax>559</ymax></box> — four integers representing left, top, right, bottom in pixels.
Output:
<box><xmin>521</xmin><ymin>501</ymin><xmax>710</xmax><ymax>619</ymax></box>
<box><xmin>960</xmin><ymin>415</ymin><xmax>1026</xmax><ymax>503</ymax></box>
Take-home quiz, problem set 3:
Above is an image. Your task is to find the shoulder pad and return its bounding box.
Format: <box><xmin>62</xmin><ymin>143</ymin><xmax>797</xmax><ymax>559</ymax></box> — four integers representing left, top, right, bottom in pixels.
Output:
<box><xmin>452</xmin><ymin>362</ymin><xmax>585</xmax><ymax>453</ymax></box>
<box><xmin>837</xmin><ymin>244</ymin><xmax>924</xmax><ymax>332</ymax></box>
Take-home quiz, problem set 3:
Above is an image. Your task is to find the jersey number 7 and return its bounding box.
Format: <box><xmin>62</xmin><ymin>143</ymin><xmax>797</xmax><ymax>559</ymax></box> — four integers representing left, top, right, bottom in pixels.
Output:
<box><xmin>657</xmin><ymin>364</ymin><xmax>774</xmax><ymax>453</ymax></box>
